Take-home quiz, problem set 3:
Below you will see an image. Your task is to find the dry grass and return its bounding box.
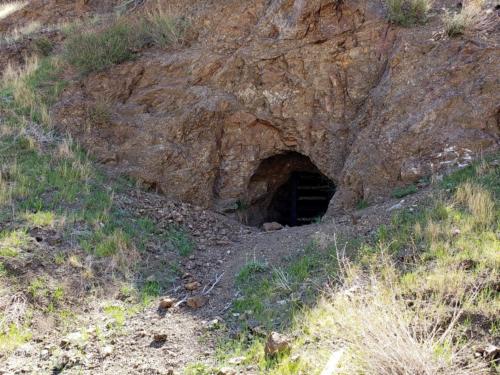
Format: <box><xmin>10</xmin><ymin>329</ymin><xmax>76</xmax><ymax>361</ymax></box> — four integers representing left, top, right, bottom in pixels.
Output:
<box><xmin>307</xmin><ymin>269</ymin><xmax>489</xmax><ymax>375</ymax></box>
<box><xmin>443</xmin><ymin>0</ymin><xmax>496</xmax><ymax>37</ymax></box>
<box><xmin>140</xmin><ymin>1</ymin><xmax>189</xmax><ymax>48</ymax></box>
<box><xmin>0</xmin><ymin>21</ymin><xmax>42</xmax><ymax>45</ymax></box>
<box><xmin>455</xmin><ymin>182</ymin><xmax>495</xmax><ymax>226</ymax></box>
<box><xmin>1</xmin><ymin>56</ymin><xmax>63</xmax><ymax>125</ymax></box>
<box><xmin>0</xmin><ymin>1</ymin><xmax>26</xmax><ymax>20</ymax></box>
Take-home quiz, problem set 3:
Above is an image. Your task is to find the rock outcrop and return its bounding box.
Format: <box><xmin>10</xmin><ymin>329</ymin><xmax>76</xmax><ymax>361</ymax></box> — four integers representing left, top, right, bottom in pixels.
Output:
<box><xmin>52</xmin><ymin>0</ymin><xmax>499</xmax><ymax>220</ymax></box>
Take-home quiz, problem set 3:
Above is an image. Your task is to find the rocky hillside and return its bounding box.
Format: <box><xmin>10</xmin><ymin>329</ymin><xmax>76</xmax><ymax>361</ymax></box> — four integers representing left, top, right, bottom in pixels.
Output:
<box><xmin>0</xmin><ymin>1</ymin><xmax>499</xmax><ymax>374</ymax></box>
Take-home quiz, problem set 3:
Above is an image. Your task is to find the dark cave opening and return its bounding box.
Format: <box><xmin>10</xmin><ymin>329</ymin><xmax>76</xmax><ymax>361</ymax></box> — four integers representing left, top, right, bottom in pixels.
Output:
<box><xmin>268</xmin><ymin>171</ymin><xmax>336</xmax><ymax>226</ymax></box>
<box><xmin>244</xmin><ymin>152</ymin><xmax>336</xmax><ymax>227</ymax></box>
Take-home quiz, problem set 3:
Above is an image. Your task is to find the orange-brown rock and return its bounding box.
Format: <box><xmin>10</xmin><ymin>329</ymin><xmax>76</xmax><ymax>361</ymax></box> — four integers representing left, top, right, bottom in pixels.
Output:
<box><xmin>186</xmin><ymin>296</ymin><xmax>208</xmax><ymax>309</ymax></box>
<box><xmin>52</xmin><ymin>0</ymin><xmax>499</xmax><ymax>219</ymax></box>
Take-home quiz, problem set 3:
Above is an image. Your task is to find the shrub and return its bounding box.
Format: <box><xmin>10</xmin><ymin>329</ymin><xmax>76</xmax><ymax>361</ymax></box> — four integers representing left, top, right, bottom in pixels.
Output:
<box><xmin>386</xmin><ymin>0</ymin><xmax>432</xmax><ymax>26</ymax></box>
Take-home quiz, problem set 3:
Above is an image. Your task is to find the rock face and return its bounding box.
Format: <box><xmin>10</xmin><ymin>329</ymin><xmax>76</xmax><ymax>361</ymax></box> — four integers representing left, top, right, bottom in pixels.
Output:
<box><xmin>53</xmin><ymin>0</ymin><xmax>499</xmax><ymax>221</ymax></box>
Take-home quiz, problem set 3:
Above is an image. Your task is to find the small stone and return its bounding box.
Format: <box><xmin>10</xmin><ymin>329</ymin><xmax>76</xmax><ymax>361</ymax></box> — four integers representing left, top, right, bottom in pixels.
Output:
<box><xmin>482</xmin><ymin>344</ymin><xmax>499</xmax><ymax>360</ymax></box>
<box><xmin>187</xmin><ymin>296</ymin><xmax>208</xmax><ymax>309</ymax></box>
<box><xmin>262</xmin><ymin>222</ymin><xmax>283</xmax><ymax>232</ymax></box>
<box><xmin>265</xmin><ymin>332</ymin><xmax>291</xmax><ymax>357</ymax></box>
<box><xmin>388</xmin><ymin>200</ymin><xmax>404</xmax><ymax>212</ymax></box>
<box><xmin>101</xmin><ymin>345</ymin><xmax>113</xmax><ymax>357</ymax></box>
<box><xmin>40</xmin><ymin>349</ymin><xmax>50</xmax><ymax>360</ymax></box>
<box><xmin>159</xmin><ymin>298</ymin><xmax>176</xmax><ymax>309</ymax></box>
<box><xmin>60</xmin><ymin>332</ymin><xmax>86</xmax><ymax>349</ymax></box>
<box><xmin>227</xmin><ymin>356</ymin><xmax>245</xmax><ymax>365</ymax></box>
<box><xmin>184</xmin><ymin>281</ymin><xmax>201</xmax><ymax>291</ymax></box>
<box><xmin>218</xmin><ymin>367</ymin><xmax>236</xmax><ymax>375</ymax></box>
<box><xmin>153</xmin><ymin>333</ymin><xmax>168</xmax><ymax>342</ymax></box>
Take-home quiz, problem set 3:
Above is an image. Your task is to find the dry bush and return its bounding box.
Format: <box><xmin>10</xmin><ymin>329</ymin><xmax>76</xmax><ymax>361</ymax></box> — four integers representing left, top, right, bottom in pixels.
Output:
<box><xmin>443</xmin><ymin>0</ymin><xmax>496</xmax><ymax>37</ymax></box>
<box><xmin>0</xmin><ymin>293</ymin><xmax>27</xmax><ymax>330</ymax></box>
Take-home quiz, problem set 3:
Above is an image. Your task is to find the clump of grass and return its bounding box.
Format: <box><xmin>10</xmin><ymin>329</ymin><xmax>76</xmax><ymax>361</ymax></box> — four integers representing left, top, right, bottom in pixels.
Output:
<box><xmin>302</xmin><ymin>266</ymin><xmax>489</xmax><ymax>374</ymax></box>
<box><xmin>86</xmin><ymin>102</ymin><xmax>112</xmax><ymax>128</ymax></box>
<box><xmin>103</xmin><ymin>305</ymin><xmax>126</xmax><ymax>328</ymax></box>
<box><xmin>2</xmin><ymin>56</ymin><xmax>65</xmax><ymax>124</ymax></box>
<box><xmin>64</xmin><ymin>21</ymin><xmax>139</xmax><ymax>75</ymax></box>
<box><xmin>0</xmin><ymin>230</ymin><xmax>30</xmax><ymax>257</ymax></box>
<box><xmin>32</xmin><ymin>36</ymin><xmax>53</xmax><ymax>57</ymax></box>
<box><xmin>386</xmin><ymin>0</ymin><xmax>432</xmax><ymax>26</ymax></box>
<box><xmin>236</xmin><ymin>260</ymin><xmax>268</xmax><ymax>284</ymax></box>
<box><xmin>0</xmin><ymin>324</ymin><xmax>31</xmax><ymax>354</ymax></box>
<box><xmin>64</xmin><ymin>6</ymin><xmax>189</xmax><ymax>75</ymax></box>
<box><xmin>23</xmin><ymin>211</ymin><xmax>57</xmax><ymax>228</ymax></box>
<box><xmin>140</xmin><ymin>3</ymin><xmax>189</xmax><ymax>48</ymax></box>
<box><xmin>443</xmin><ymin>0</ymin><xmax>491</xmax><ymax>37</ymax></box>
<box><xmin>392</xmin><ymin>183</ymin><xmax>418</xmax><ymax>198</ymax></box>
<box><xmin>356</xmin><ymin>199</ymin><xmax>369</xmax><ymax>210</ymax></box>
<box><xmin>166</xmin><ymin>226</ymin><xmax>194</xmax><ymax>257</ymax></box>
<box><xmin>455</xmin><ymin>182</ymin><xmax>494</xmax><ymax>226</ymax></box>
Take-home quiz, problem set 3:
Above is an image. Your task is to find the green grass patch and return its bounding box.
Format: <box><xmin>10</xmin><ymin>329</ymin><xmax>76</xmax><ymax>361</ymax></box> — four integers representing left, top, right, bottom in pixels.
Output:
<box><xmin>392</xmin><ymin>183</ymin><xmax>418</xmax><ymax>198</ymax></box>
<box><xmin>236</xmin><ymin>260</ymin><xmax>268</xmax><ymax>285</ymax></box>
<box><xmin>0</xmin><ymin>230</ymin><xmax>30</xmax><ymax>257</ymax></box>
<box><xmin>166</xmin><ymin>226</ymin><xmax>194</xmax><ymax>257</ymax></box>
<box><xmin>0</xmin><ymin>324</ymin><xmax>32</xmax><ymax>354</ymax></box>
<box><xmin>356</xmin><ymin>199</ymin><xmax>369</xmax><ymax>210</ymax></box>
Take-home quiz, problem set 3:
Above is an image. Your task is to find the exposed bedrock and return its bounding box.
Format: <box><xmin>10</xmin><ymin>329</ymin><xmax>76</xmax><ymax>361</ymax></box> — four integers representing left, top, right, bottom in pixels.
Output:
<box><xmin>53</xmin><ymin>0</ymin><xmax>500</xmax><ymax>222</ymax></box>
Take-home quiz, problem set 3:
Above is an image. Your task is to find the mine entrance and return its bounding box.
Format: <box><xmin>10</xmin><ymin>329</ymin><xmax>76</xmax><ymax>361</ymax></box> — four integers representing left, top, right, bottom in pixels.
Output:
<box><xmin>245</xmin><ymin>152</ymin><xmax>336</xmax><ymax>227</ymax></box>
<box><xmin>269</xmin><ymin>171</ymin><xmax>335</xmax><ymax>226</ymax></box>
